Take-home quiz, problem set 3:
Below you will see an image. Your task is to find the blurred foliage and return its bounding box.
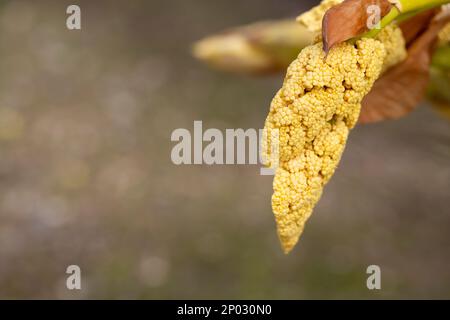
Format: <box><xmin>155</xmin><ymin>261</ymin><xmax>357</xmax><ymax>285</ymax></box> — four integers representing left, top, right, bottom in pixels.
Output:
<box><xmin>429</xmin><ymin>45</ymin><xmax>450</xmax><ymax>119</ymax></box>
<box><xmin>192</xmin><ymin>19</ymin><xmax>312</xmax><ymax>75</ymax></box>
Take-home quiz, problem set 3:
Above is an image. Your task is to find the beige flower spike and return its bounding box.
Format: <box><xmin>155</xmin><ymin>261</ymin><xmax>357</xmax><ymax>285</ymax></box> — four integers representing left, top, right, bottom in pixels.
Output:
<box><xmin>192</xmin><ymin>0</ymin><xmax>450</xmax><ymax>253</ymax></box>
<box><xmin>263</xmin><ymin>0</ymin><xmax>450</xmax><ymax>253</ymax></box>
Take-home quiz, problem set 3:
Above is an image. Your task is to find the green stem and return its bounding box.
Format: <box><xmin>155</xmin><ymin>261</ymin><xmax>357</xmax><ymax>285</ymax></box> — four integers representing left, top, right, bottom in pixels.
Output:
<box><xmin>357</xmin><ymin>0</ymin><xmax>450</xmax><ymax>40</ymax></box>
<box><xmin>399</xmin><ymin>0</ymin><xmax>449</xmax><ymax>12</ymax></box>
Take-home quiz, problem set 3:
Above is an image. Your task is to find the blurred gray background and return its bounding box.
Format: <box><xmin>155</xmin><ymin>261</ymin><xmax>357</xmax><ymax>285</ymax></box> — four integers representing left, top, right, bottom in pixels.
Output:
<box><xmin>0</xmin><ymin>0</ymin><xmax>449</xmax><ymax>299</ymax></box>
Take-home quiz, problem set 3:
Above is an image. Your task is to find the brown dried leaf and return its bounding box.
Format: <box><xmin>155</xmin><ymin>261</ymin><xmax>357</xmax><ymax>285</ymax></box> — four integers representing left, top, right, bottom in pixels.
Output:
<box><xmin>399</xmin><ymin>9</ymin><xmax>438</xmax><ymax>46</ymax></box>
<box><xmin>322</xmin><ymin>0</ymin><xmax>392</xmax><ymax>52</ymax></box>
<box><xmin>359</xmin><ymin>14</ymin><xmax>450</xmax><ymax>124</ymax></box>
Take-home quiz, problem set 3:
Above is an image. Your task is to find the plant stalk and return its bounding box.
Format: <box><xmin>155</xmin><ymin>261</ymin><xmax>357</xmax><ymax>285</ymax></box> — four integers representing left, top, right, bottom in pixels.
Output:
<box><xmin>360</xmin><ymin>0</ymin><xmax>450</xmax><ymax>39</ymax></box>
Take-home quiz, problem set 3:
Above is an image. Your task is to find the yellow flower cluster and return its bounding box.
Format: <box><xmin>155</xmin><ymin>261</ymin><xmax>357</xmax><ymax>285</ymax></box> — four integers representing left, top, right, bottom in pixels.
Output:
<box><xmin>297</xmin><ymin>0</ymin><xmax>407</xmax><ymax>72</ymax></box>
<box><xmin>297</xmin><ymin>0</ymin><xmax>343</xmax><ymax>33</ymax></box>
<box><xmin>263</xmin><ymin>24</ymin><xmax>406</xmax><ymax>253</ymax></box>
<box><xmin>377</xmin><ymin>24</ymin><xmax>407</xmax><ymax>72</ymax></box>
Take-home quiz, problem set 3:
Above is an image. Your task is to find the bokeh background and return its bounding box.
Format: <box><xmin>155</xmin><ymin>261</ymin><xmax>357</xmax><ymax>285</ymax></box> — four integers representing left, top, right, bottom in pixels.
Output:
<box><xmin>0</xmin><ymin>0</ymin><xmax>449</xmax><ymax>299</ymax></box>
